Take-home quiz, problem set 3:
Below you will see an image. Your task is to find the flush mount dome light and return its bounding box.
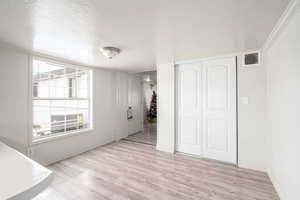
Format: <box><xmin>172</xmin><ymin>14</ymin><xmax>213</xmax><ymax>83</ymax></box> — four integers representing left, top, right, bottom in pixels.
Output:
<box><xmin>100</xmin><ymin>47</ymin><xmax>121</xmax><ymax>59</ymax></box>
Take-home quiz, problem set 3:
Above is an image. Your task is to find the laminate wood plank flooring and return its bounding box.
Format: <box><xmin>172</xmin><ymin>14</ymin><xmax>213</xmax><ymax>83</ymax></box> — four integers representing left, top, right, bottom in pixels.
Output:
<box><xmin>124</xmin><ymin>123</ymin><xmax>157</xmax><ymax>146</ymax></box>
<box><xmin>34</xmin><ymin>140</ymin><xmax>279</xmax><ymax>200</ymax></box>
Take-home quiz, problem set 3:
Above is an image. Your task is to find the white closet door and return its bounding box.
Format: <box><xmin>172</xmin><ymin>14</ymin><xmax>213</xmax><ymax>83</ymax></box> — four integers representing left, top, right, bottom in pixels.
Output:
<box><xmin>176</xmin><ymin>63</ymin><xmax>203</xmax><ymax>155</ymax></box>
<box><xmin>176</xmin><ymin>57</ymin><xmax>236</xmax><ymax>164</ymax></box>
<box><xmin>202</xmin><ymin>57</ymin><xmax>236</xmax><ymax>164</ymax></box>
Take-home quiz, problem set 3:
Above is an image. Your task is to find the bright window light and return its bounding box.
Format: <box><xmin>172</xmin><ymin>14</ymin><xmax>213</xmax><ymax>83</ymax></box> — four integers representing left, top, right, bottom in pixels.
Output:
<box><xmin>32</xmin><ymin>58</ymin><xmax>92</xmax><ymax>140</ymax></box>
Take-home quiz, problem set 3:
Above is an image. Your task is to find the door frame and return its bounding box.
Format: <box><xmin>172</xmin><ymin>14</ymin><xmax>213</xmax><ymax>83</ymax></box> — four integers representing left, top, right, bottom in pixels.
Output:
<box><xmin>174</xmin><ymin>55</ymin><xmax>238</xmax><ymax>165</ymax></box>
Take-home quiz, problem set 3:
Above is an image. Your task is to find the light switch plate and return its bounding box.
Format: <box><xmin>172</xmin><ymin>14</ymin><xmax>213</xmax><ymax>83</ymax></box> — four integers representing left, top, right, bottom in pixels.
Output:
<box><xmin>240</xmin><ymin>97</ymin><xmax>249</xmax><ymax>105</ymax></box>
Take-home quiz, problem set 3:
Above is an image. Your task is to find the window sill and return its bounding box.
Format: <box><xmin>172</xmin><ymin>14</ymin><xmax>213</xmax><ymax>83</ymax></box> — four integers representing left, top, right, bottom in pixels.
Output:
<box><xmin>30</xmin><ymin>128</ymin><xmax>94</xmax><ymax>146</ymax></box>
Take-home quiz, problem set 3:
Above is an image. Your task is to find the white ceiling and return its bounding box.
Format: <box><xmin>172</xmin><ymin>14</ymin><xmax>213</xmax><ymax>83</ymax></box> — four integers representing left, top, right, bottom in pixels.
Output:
<box><xmin>0</xmin><ymin>0</ymin><xmax>290</xmax><ymax>72</ymax></box>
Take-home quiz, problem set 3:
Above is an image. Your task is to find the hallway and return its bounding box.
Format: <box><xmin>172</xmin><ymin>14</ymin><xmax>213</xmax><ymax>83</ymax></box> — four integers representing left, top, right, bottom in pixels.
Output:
<box><xmin>124</xmin><ymin>123</ymin><xmax>157</xmax><ymax>146</ymax></box>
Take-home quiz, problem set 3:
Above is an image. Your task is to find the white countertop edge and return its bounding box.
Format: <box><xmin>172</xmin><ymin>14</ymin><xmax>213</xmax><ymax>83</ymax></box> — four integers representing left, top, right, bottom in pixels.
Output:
<box><xmin>7</xmin><ymin>172</ymin><xmax>54</xmax><ymax>200</ymax></box>
<box><xmin>0</xmin><ymin>141</ymin><xmax>53</xmax><ymax>200</ymax></box>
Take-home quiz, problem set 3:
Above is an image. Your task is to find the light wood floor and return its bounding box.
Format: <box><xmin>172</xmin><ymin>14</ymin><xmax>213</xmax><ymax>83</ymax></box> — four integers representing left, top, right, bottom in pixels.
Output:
<box><xmin>124</xmin><ymin>123</ymin><xmax>157</xmax><ymax>146</ymax></box>
<box><xmin>34</xmin><ymin>140</ymin><xmax>279</xmax><ymax>200</ymax></box>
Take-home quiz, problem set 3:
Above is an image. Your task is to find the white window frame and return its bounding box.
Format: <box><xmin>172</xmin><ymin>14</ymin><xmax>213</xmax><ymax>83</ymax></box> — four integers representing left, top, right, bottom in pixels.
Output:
<box><xmin>28</xmin><ymin>56</ymin><xmax>93</xmax><ymax>145</ymax></box>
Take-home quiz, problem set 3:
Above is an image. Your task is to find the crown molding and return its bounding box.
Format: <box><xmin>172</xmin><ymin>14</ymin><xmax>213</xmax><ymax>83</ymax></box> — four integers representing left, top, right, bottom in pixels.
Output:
<box><xmin>262</xmin><ymin>0</ymin><xmax>300</xmax><ymax>52</ymax></box>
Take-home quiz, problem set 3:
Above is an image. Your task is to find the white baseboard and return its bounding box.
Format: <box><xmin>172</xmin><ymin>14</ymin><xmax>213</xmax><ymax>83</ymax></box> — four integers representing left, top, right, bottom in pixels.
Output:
<box><xmin>268</xmin><ymin>167</ymin><xmax>286</xmax><ymax>200</ymax></box>
<box><xmin>156</xmin><ymin>143</ymin><xmax>174</xmax><ymax>153</ymax></box>
<box><xmin>41</xmin><ymin>138</ymin><xmax>117</xmax><ymax>166</ymax></box>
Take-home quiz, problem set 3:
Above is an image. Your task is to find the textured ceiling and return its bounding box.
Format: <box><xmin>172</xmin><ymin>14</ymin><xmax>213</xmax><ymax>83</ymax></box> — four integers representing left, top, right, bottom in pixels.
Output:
<box><xmin>0</xmin><ymin>0</ymin><xmax>290</xmax><ymax>72</ymax></box>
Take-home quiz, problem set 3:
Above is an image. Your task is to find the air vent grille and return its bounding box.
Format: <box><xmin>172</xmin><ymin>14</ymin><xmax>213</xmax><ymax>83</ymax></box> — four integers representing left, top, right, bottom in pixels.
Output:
<box><xmin>243</xmin><ymin>52</ymin><xmax>260</xmax><ymax>66</ymax></box>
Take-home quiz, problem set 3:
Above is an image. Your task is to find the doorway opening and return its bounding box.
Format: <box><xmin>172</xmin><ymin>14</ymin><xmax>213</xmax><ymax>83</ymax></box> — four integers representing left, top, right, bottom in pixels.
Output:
<box><xmin>125</xmin><ymin>71</ymin><xmax>157</xmax><ymax>146</ymax></box>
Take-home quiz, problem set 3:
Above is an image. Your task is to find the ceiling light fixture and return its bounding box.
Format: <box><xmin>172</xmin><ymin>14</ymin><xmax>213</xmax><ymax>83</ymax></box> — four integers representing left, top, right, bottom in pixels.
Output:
<box><xmin>100</xmin><ymin>47</ymin><xmax>121</xmax><ymax>59</ymax></box>
<box><xmin>144</xmin><ymin>75</ymin><xmax>151</xmax><ymax>82</ymax></box>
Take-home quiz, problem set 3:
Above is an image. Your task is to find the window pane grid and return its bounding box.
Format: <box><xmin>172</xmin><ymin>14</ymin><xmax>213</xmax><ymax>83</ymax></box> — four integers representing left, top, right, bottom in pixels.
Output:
<box><xmin>32</xmin><ymin>58</ymin><xmax>91</xmax><ymax>140</ymax></box>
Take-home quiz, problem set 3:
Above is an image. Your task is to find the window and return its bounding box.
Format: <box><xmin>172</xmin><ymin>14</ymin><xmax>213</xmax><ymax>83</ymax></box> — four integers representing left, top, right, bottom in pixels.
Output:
<box><xmin>32</xmin><ymin>58</ymin><xmax>92</xmax><ymax>140</ymax></box>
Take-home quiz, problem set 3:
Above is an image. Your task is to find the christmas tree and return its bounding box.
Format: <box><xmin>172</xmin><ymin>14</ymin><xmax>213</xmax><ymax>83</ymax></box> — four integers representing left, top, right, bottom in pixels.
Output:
<box><xmin>148</xmin><ymin>91</ymin><xmax>157</xmax><ymax>123</ymax></box>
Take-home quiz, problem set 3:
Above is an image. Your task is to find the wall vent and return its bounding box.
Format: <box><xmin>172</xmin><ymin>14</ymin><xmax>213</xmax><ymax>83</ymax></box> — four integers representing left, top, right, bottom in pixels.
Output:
<box><xmin>243</xmin><ymin>51</ymin><xmax>260</xmax><ymax>66</ymax></box>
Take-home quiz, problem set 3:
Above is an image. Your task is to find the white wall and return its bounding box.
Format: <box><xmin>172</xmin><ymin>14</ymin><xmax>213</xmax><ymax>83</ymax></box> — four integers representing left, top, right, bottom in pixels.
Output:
<box><xmin>156</xmin><ymin>63</ymin><xmax>175</xmax><ymax>153</ymax></box>
<box><xmin>0</xmin><ymin>45</ymin><xmax>133</xmax><ymax>165</ymax></box>
<box><xmin>264</xmin><ymin>1</ymin><xmax>300</xmax><ymax>199</ymax></box>
<box><xmin>114</xmin><ymin>72</ymin><xmax>130</xmax><ymax>141</ymax></box>
<box><xmin>237</xmin><ymin>55</ymin><xmax>267</xmax><ymax>171</ymax></box>
<box><xmin>157</xmin><ymin>57</ymin><xmax>267</xmax><ymax>171</ymax></box>
<box><xmin>0</xmin><ymin>47</ymin><xmax>29</xmax><ymax>154</ymax></box>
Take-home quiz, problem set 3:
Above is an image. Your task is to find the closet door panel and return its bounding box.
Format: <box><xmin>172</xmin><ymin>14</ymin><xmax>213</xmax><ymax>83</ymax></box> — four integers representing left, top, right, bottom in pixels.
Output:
<box><xmin>176</xmin><ymin>63</ymin><xmax>203</xmax><ymax>155</ymax></box>
<box><xmin>203</xmin><ymin>57</ymin><xmax>236</xmax><ymax>164</ymax></box>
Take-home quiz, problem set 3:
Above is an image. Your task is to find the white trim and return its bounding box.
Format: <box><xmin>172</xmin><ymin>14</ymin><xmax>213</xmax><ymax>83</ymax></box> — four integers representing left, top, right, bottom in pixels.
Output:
<box><xmin>31</xmin><ymin>128</ymin><xmax>94</xmax><ymax>146</ymax></box>
<box><xmin>33</xmin><ymin>139</ymin><xmax>114</xmax><ymax>166</ymax></box>
<box><xmin>268</xmin><ymin>167</ymin><xmax>286</xmax><ymax>200</ymax></box>
<box><xmin>33</xmin><ymin>55</ymin><xmax>91</xmax><ymax>71</ymax></box>
<box><xmin>33</xmin><ymin>97</ymin><xmax>89</xmax><ymax>101</ymax></box>
<box><xmin>156</xmin><ymin>144</ymin><xmax>175</xmax><ymax>153</ymax></box>
<box><xmin>89</xmin><ymin>69</ymin><xmax>94</xmax><ymax>131</ymax></box>
<box><xmin>175</xmin><ymin>52</ymin><xmax>241</xmax><ymax>65</ymax></box>
<box><xmin>262</xmin><ymin>0</ymin><xmax>300</xmax><ymax>52</ymax></box>
<box><xmin>27</xmin><ymin>56</ymin><xmax>34</xmax><ymax>153</ymax></box>
<box><xmin>29</xmin><ymin>56</ymin><xmax>93</xmax><ymax>146</ymax></box>
<box><xmin>175</xmin><ymin>57</ymin><xmax>237</xmax><ymax>164</ymax></box>
<box><xmin>174</xmin><ymin>64</ymin><xmax>179</xmax><ymax>152</ymax></box>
